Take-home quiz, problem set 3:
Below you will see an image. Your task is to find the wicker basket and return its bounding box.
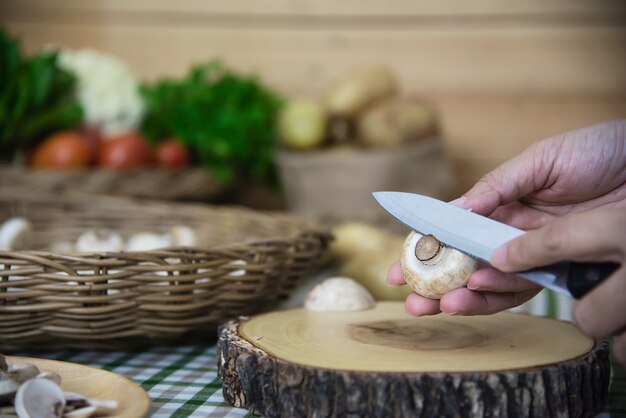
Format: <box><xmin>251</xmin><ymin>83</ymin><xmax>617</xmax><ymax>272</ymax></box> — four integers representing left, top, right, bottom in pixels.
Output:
<box><xmin>0</xmin><ymin>165</ymin><xmax>224</xmax><ymax>201</ymax></box>
<box><xmin>0</xmin><ymin>189</ymin><xmax>331</xmax><ymax>349</ymax></box>
<box><xmin>277</xmin><ymin>138</ymin><xmax>455</xmax><ymax>233</ymax></box>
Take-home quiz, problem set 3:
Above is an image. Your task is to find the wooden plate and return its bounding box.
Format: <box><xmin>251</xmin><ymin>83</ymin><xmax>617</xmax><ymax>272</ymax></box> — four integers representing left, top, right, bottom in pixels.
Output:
<box><xmin>7</xmin><ymin>356</ymin><xmax>150</xmax><ymax>418</ymax></box>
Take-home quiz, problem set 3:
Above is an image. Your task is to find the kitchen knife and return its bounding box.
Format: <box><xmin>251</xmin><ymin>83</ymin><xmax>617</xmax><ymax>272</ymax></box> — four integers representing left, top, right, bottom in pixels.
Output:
<box><xmin>373</xmin><ymin>191</ymin><xmax>619</xmax><ymax>299</ymax></box>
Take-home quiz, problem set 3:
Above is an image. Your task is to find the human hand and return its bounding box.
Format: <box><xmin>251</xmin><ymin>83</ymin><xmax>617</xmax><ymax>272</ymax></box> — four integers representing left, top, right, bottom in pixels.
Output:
<box><xmin>491</xmin><ymin>207</ymin><xmax>626</xmax><ymax>365</ymax></box>
<box><xmin>388</xmin><ymin>119</ymin><xmax>626</xmax><ymax>317</ymax></box>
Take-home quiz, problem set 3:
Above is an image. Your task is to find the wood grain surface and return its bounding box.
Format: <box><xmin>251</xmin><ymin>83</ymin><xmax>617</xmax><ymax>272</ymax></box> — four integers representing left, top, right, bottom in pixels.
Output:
<box><xmin>218</xmin><ymin>302</ymin><xmax>611</xmax><ymax>417</ymax></box>
<box><xmin>1</xmin><ymin>0</ymin><xmax>624</xmax><ymax>190</ymax></box>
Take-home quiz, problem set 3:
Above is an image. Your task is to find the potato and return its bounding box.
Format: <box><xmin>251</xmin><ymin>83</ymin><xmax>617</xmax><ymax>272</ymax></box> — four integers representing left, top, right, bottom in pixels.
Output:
<box><xmin>340</xmin><ymin>250</ymin><xmax>411</xmax><ymax>301</ymax></box>
<box><xmin>325</xmin><ymin>66</ymin><xmax>396</xmax><ymax>117</ymax></box>
<box><xmin>357</xmin><ymin>99</ymin><xmax>437</xmax><ymax>147</ymax></box>
<box><xmin>331</xmin><ymin>222</ymin><xmax>410</xmax><ymax>301</ymax></box>
<box><xmin>278</xmin><ymin>100</ymin><xmax>328</xmax><ymax>150</ymax></box>
<box><xmin>330</xmin><ymin>222</ymin><xmax>400</xmax><ymax>261</ymax></box>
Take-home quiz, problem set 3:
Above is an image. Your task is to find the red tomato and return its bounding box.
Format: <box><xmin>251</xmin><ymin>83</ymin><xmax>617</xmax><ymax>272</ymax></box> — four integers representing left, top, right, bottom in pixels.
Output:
<box><xmin>79</xmin><ymin>125</ymin><xmax>102</xmax><ymax>165</ymax></box>
<box><xmin>154</xmin><ymin>139</ymin><xmax>189</xmax><ymax>169</ymax></box>
<box><xmin>99</xmin><ymin>133</ymin><xmax>151</xmax><ymax>169</ymax></box>
<box><xmin>31</xmin><ymin>131</ymin><xmax>90</xmax><ymax>169</ymax></box>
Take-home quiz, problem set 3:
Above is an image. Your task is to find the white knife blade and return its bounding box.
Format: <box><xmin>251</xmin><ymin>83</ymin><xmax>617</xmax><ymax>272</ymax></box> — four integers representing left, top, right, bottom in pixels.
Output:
<box><xmin>373</xmin><ymin>191</ymin><xmax>574</xmax><ymax>297</ymax></box>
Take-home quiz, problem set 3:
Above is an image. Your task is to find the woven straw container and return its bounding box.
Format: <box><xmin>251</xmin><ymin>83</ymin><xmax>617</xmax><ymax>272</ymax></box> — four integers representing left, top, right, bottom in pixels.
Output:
<box><xmin>277</xmin><ymin>138</ymin><xmax>455</xmax><ymax>232</ymax></box>
<box><xmin>0</xmin><ymin>189</ymin><xmax>331</xmax><ymax>349</ymax></box>
<box><xmin>0</xmin><ymin>165</ymin><xmax>224</xmax><ymax>201</ymax></box>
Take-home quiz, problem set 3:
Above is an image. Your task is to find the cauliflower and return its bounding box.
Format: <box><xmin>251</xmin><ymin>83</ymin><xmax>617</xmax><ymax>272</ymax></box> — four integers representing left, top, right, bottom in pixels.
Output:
<box><xmin>59</xmin><ymin>49</ymin><xmax>145</xmax><ymax>137</ymax></box>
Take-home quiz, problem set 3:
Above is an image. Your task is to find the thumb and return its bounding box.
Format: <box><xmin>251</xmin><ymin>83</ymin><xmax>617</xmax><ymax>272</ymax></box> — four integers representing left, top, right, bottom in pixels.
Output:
<box><xmin>451</xmin><ymin>138</ymin><xmax>561</xmax><ymax>216</ymax></box>
<box><xmin>491</xmin><ymin>208</ymin><xmax>625</xmax><ymax>272</ymax></box>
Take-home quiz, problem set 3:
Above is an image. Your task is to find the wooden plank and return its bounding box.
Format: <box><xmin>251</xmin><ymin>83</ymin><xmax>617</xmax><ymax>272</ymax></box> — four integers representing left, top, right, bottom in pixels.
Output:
<box><xmin>438</xmin><ymin>95</ymin><xmax>626</xmax><ymax>159</ymax></box>
<box><xmin>1</xmin><ymin>0</ymin><xmax>625</xmax><ymax>20</ymax></box>
<box><xmin>2</xmin><ymin>22</ymin><xmax>625</xmax><ymax>97</ymax></box>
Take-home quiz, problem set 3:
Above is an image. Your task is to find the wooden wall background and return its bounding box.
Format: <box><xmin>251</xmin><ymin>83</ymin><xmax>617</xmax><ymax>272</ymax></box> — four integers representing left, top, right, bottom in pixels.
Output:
<box><xmin>2</xmin><ymin>0</ymin><xmax>625</xmax><ymax>191</ymax></box>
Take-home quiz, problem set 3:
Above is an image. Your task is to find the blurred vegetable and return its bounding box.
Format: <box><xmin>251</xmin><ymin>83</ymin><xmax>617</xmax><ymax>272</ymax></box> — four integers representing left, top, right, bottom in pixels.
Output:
<box><xmin>31</xmin><ymin>131</ymin><xmax>90</xmax><ymax>168</ymax></box>
<box><xmin>330</xmin><ymin>221</ymin><xmax>411</xmax><ymax>301</ymax></box>
<box><xmin>357</xmin><ymin>99</ymin><xmax>437</xmax><ymax>147</ymax></box>
<box><xmin>325</xmin><ymin>66</ymin><xmax>395</xmax><ymax>117</ymax></box>
<box><xmin>0</xmin><ymin>30</ymin><xmax>82</xmax><ymax>160</ymax></box>
<box><xmin>79</xmin><ymin>125</ymin><xmax>101</xmax><ymax>164</ymax></box>
<box><xmin>278</xmin><ymin>100</ymin><xmax>327</xmax><ymax>150</ymax></box>
<box><xmin>154</xmin><ymin>139</ymin><xmax>189</xmax><ymax>169</ymax></box>
<box><xmin>98</xmin><ymin>132</ymin><xmax>151</xmax><ymax>169</ymax></box>
<box><xmin>58</xmin><ymin>49</ymin><xmax>145</xmax><ymax>137</ymax></box>
<box><xmin>141</xmin><ymin>61</ymin><xmax>282</xmax><ymax>185</ymax></box>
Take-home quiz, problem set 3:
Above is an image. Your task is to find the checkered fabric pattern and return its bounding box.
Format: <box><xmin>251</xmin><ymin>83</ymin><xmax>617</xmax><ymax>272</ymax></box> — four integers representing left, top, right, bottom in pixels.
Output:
<box><xmin>14</xmin><ymin>345</ymin><xmax>251</xmax><ymax>418</ymax></box>
<box><xmin>12</xmin><ymin>342</ymin><xmax>626</xmax><ymax>417</ymax></box>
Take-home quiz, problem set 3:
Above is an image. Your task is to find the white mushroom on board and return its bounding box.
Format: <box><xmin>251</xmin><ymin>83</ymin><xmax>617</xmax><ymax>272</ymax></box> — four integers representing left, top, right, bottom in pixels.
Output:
<box><xmin>304</xmin><ymin>277</ymin><xmax>376</xmax><ymax>312</ymax></box>
<box><xmin>400</xmin><ymin>231</ymin><xmax>478</xmax><ymax>300</ymax></box>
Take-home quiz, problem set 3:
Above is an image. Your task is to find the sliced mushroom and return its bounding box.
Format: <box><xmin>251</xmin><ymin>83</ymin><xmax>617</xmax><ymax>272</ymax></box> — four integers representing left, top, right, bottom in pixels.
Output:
<box><xmin>8</xmin><ymin>363</ymin><xmax>40</xmax><ymax>384</ymax></box>
<box><xmin>0</xmin><ymin>373</ymin><xmax>20</xmax><ymax>403</ymax></box>
<box><xmin>36</xmin><ymin>372</ymin><xmax>61</xmax><ymax>386</ymax></box>
<box><xmin>0</xmin><ymin>405</ymin><xmax>18</xmax><ymax>417</ymax></box>
<box><xmin>63</xmin><ymin>392</ymin><xmax>117</xmax><ymax>415</ymax></box>
<box><xmin>400</xmin><ymin>231</ymin><xmax>477</xmax><ymax>299</ymax></box>
<box><xmin>63</xmin><ymin>406</ymin><xmax>96</xmax><ymax>418</ymax></box>
<box><xmin>86</xmin><ymin>399</ymin><xmax>117</xmax><ymax>414</ymax></box>
<box><xmin>14</xmin><ymin>378</ymin><xmax>65</xmax><ymax>418</ymax></box>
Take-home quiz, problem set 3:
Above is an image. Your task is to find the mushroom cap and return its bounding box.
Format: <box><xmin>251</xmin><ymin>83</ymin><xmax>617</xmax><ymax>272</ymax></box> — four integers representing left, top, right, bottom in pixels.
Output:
<box><xmin>169</xmin><ymin>225</ymin><xmax>197</xmax><ymax>247</ymax></box>
<box><xmin>0</xmin><ymin>374</ymin><xmax>20</xmax><ymax>403</ymax></box>
<box><xmin>304</xmin><ymin>277</ymin><xmax>375</xmax><ymax>312</ymax></box>
<box><xmin>75</xmin><ymin>230</ymin><xmax>124</xmax><ymax>253</ymax></box>
<box><xmin>7</xmin><ymin>363</ymin><xmax>40</xmax><ymax>384</ymax></box>
<box><xmin>14</xmin><ymin>378</ymin><xmax>65</xmax><ymax>418</ymax></box>
<box><xmin>0</xmin><ymin>217</ymin><xmax>32</xmax><ymax>251</ymax></box>
<box><xmin>125</xmin><ymin>232</ymin><xmax>172</xmax><ymax>252</ymax></box>
<box><xmin>400</xmin><ymin>231</ymin><xmax>477</xmax><ymax>299</ymax></box>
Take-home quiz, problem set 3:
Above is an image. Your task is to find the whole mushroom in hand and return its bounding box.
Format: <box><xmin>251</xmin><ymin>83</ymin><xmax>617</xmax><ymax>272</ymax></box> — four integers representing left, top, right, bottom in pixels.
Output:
<box><xmin>400</xmin><ymin>232</ymin><xmax>477</xmax><ymax>299</ymax></box>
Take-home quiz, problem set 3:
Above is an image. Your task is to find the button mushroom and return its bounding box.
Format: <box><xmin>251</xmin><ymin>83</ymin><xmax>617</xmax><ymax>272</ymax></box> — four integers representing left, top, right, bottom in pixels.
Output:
<box><xmin>400</xmin><ymin>231</ymin><xmax>477</xmax><ymax>299</ymax></box>
<box><xmin>75</xmin><ymin>230</ymin><xmax>124</xmax><ymax>253</ymax></box>
<box><xmin>126</xmin><ymin>232</ymin><xmax>172</xmax><ymax>251</ymax></box>
<box><xmin>0</xmin><ymin>217</ymin><xmax>32</xmax><ymax>251</ymax></box>
<box><xmin>169</xmin><ymin>225</ymin><xmax>197</xmax><ymax>247</ymax></box>
<box><xmin>304</xmin><ymin>277</ymin><xmax>376</xmax><ymax>312</ymax></box>
<box><xmin>14</xmin><ymin>378</ymin><xmax>65</xmax><ymax>418</ymax></box>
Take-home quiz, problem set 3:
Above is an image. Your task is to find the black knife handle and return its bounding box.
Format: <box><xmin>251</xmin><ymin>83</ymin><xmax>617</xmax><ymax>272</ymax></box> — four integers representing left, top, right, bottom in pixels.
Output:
<box><xmin>567</xmin><ymin>262</ymin><xmax>620</xmax><ymax>299</ymax></box>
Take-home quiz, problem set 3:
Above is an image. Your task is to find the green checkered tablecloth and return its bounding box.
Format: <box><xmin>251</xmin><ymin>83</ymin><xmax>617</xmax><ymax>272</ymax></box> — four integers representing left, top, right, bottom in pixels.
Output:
<box><xmin>10</xmin><ymin>343</ymin><xmax>626</xmax><ymax>417</ymax></box>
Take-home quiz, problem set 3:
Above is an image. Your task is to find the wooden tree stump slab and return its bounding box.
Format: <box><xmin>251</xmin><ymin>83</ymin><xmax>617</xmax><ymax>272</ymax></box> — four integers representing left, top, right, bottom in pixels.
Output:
<box><xmin>217</xmin><ymin>302</ymin><xmax>610</xmax><ymax>418</ymax></box>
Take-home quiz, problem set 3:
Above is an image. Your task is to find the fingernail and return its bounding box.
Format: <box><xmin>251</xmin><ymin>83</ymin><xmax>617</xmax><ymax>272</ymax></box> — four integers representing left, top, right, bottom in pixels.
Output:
<box><xmin>445</xmin><ymin>311</ymin><xmax>460</xmax><ymax>315</ymax></box>
<box><xmin>491</xmin><ymin>245</ymin><xmax>508</xmax><ymax>269</ymax></box>
<box><xmin>466</xmin><ymin>283</ymin><xmax>480</xmax><ymax>290</ymax></box>
<box><xmin>448</xmin><ymin>196</ymin><xmax>467</xmax><ymax>207</ymax></box>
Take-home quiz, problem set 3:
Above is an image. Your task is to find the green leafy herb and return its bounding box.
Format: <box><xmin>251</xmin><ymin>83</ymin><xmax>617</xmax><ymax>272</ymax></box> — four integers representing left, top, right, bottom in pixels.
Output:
<box><xmin>141</xmin><ymin>61</ymin><xmax>282</xmax><ymax>186</ymax></box>
<box><xmin>0</xmin><ymin>29</ymin><xmax>82</xmax><ymax>160</ymax></box>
